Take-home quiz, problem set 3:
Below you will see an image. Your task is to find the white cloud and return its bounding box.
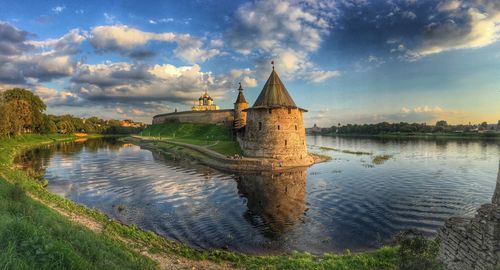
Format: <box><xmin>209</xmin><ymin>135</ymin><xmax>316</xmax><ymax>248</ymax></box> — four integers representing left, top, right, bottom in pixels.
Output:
<box><xmin>52</xmin><ymin>6</ymin><xmax>65</xmax><ymax>14</ymax></box>
<box><xmin>225</xmin><ymin>68</ymin><xmax>258</xmax><ymax>88</ymax></box>
<box><xmin>34</xmin><ymin>86</ymin><xmax>81</xmax><ymax>106</ymax></box>
<box><xmin>306</xmin><ymin>70</ymin><xmax>340</xmax><ymax>83</ymax></box>
<box><xmin>241</xmin><ymin>76</ymin><xmax>257</xmax><ymax>88</ymax></box>
<box><xmin>398</xmin><ymin>1</ymin><xmax>500</xmax><ymax>60</ymax></box>
<box><xmin>90</xmin><ymin>25</ymin><xmax>176</xmax><ymax>50</ymax></box>
<box><xmin>210</xmin><ymin>39</ymin><xmax>224</xmax><ymax>47</ymax></box>
<box><xmin>437</xmin><ymin>0</ymin><xmax>461</xmax><ymax>12</ymax></box>
<box><xmin>71</xmin><ymin>62</ymin><xmax>229</xmax><ymax>104</ymax></box>
<box><xmin>226</xmin><ymin>0</ymin><xmax>337</xmax><ymax>82</ymax></box>
<box><xmin>89</xmin><ymin>25</ymin><xmax>219</xmax><ymax>63</ymax></box>
<box><xmin>0</xmin><ymin>23</ymin><xmax>80</xmax><ymax>83</ymax></box>
<box><xmin>27</xmin><ymin>28</ymin><xmax>86</xmax><ymax>55</ymax></box>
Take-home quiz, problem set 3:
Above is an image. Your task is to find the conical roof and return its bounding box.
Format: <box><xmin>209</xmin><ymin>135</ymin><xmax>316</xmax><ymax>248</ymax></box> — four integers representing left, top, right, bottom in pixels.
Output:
<box><xmin>234</xmin><ymin>83</ymin><xmax>247</xmax><ymax>104</ymax></box>
<box><xmin>252</xmin><ymin>69</ymin><xmax>297</xmax><ymax>108</ymax></box>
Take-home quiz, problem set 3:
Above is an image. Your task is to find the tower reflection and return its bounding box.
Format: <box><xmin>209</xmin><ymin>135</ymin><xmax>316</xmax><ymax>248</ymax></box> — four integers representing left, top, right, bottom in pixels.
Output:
<box><xmin>235</xmin><ymin>168</ymin><xmax>308</xmax><ymax>238</ymax></box>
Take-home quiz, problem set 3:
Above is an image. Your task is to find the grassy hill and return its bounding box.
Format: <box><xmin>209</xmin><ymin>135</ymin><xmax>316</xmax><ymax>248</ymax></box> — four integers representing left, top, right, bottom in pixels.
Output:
<box><xmin>141</xmin><ymin>122</ymin><xmax>242</xmax><ymax>155</ymax></box>
<box><xmin>141</xmin><ymin>122</ymin><xmax>233</xmax><ymax>141</ymax></box>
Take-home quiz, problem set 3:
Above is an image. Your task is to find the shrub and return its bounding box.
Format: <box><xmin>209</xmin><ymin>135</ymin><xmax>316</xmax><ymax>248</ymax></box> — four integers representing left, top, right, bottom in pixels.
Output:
<box><xmin>395</xmin><ymin>230</ymin><xmax>442</xmax><ymax>270</ymax></box>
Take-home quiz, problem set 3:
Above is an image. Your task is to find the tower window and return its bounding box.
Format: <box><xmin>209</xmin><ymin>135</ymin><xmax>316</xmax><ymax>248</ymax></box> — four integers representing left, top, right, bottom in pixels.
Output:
<box><xmin>278</xmin><ymin>125</ymin><xmax>280</xmax><ymax>130</ymax></box>
<box><xmin>268</xmin><ymin>109</ymin><xmax>272</xmax><ymax>114</ymax></box>
<box><xmin>258</xmin><ymin>122</ymin><xmax>262</xmax><ymax>130</ymax></box>
<box><xmin>288</xmin><ymin>108</ymin><xmax>292</xmax><ymax>114</ymax></box>
<box><xmin>285</xmin><ymin>140</ymin><xmax>287</xmax><ymax>146</ymax></box>
<box><xmin>295</xmin><ymin>125</ymin><xmax>297</xmax><ymax>130</ymax></box>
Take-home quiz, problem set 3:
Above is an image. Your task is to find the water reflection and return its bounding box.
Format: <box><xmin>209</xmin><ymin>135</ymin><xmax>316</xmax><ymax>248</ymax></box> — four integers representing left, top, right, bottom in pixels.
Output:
<box><xmin>14</xmin><ymin>137</ymin><xmax>500</xmax><ymax>254</ymax></box>
<box><xmin>236</xmin><ymin>169</ymin><xmax>307</xmax><ymax>238</ymax></box>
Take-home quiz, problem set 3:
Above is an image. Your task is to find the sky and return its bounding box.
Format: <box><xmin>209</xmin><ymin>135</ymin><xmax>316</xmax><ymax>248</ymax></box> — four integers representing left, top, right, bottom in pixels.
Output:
<box><xmin>0</xmin><ymin>0</ymin><xmax>499</xmax><ymax>126</ymax></box>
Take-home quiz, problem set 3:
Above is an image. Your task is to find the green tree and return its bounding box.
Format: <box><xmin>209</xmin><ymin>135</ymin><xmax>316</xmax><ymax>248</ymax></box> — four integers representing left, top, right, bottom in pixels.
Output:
<box><xmin>479</xmin><ymin>121</ymin><xmax>488</xmax><ymax>130</ymax></box>
<box><xmin>1</xmin><ymin>88</ymin><xmax>47</xmax><ymax>134</ymax></box>
<box><xmin>0</xmin><ymin>102</ymin><xmax>12</xmax><ymax>137</ymax></box>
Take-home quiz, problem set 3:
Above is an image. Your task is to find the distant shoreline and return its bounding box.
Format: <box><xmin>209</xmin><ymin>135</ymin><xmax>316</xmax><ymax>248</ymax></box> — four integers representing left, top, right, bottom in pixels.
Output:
<box><xmin>308</xmin><ymin>132</ymin><xmax>500</xmax><ymax>140</ymax></box>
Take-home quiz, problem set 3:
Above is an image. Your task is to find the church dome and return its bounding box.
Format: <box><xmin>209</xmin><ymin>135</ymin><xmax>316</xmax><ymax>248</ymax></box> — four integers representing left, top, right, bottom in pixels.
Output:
<box><xmin>208</xmin><ymin>96</ymin><xmax>213</xmax><ymax>101</ymax></box>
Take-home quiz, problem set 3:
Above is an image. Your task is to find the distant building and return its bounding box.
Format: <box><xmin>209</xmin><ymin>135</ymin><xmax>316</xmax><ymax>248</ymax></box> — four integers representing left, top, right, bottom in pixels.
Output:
<box><xmin>191</xmin><ymin>90</ymin><xmax>220</xmax><ymax>111</ymax></box>
<box><xmin>119</xmin><ymin>119</ymin><xmax>143</xmax><ymax>128</ymax></box>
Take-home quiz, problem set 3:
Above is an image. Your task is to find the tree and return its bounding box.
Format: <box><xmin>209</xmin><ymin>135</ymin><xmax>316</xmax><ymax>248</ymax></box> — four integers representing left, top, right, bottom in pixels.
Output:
<box><xmin>0</xmin><ymin>102</ymin><xmax>12</xmax><ymax>137</ymax></box>
<box><xmin>434</xmin><ymin>120</ymin><xmax>448</xmax><ymax>132</ymax></box>
<box><xmin>479</xmin><ymin>122</ymin><xmax>488</xmax><ymax>130</ymax></box>
<box><xmin>6</xmin><ymin>99</ymin><xmax>33</xmax><ymax>135</ymax></box>
<box><xmin>1</xmin><ymin>88</ymin><xmax>47</xmax><ymax>134</ymax></box>
<box><xmin>435</xmin><ymin>120</ymin><xmax>448</xmax><ymax>127</ymax></box>
<box><xmin>39</xmin><ymin>115</ymin><xmax>57</xmax><ymax>134</ymax></box>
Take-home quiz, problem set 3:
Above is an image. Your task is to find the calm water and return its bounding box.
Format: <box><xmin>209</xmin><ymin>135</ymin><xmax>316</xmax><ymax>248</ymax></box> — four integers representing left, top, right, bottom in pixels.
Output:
<box><xmin>15</xmin><ymin>136</ymin><xmax>500</xmax><ymax>254</ymax></box>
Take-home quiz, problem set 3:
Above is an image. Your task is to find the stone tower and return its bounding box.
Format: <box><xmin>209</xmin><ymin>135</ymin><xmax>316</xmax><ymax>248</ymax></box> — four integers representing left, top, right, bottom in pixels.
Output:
<box><xmin>240</xmin><ymin>66</ymin><xmax>311</xmax><ymax>165</ymax></box>
<box><xmin>234</xmin><ymin>82</ymin><xmax>248</xmax><ymax>129</ymax></box>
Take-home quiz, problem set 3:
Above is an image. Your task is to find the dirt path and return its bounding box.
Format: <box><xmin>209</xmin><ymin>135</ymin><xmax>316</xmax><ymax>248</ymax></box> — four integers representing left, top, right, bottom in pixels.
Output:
<box><xmin>32</xmin><ymin>195</ymin><xmax>238</xmax><ymax>270</ymax></box>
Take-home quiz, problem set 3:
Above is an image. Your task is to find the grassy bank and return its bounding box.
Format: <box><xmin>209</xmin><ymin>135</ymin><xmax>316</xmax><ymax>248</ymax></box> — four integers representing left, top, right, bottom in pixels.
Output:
<box><xmin>0</xmin><ymin>134</ymin><xmax>441</xmax><ymax>269</ymax></box>
<box><xmin>142</xmin><ymin>123</ymin><xmax>242</xmax><ymax>155</ymax></box>
<box><xmin>0</xmin><ymin>134</ymin><xmax>156</xmax><ymax>269</ymax></box>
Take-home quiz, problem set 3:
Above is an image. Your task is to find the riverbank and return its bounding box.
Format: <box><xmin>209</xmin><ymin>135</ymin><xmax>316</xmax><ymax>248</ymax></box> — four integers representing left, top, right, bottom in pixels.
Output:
<box><xmin>0</xmin><ymin>134</ymin><xmax>441</xmax><ymax>269</ymax></box>
<box><xmin>312</xmin><ymin>132</ymin><xmax>500</xmax><ymax>140</ymax></box>
<box><xmin>127</xmin><ymin>136</ymin><xmax>329</xmax><ymax>172</ymax></box>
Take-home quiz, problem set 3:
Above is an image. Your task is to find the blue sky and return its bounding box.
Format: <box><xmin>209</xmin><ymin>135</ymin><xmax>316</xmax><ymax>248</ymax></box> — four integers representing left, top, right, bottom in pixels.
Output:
<box><xmin>0</xmin><ymin>0</ymin><xmax>499</xmax><ymax>126</ymax></box>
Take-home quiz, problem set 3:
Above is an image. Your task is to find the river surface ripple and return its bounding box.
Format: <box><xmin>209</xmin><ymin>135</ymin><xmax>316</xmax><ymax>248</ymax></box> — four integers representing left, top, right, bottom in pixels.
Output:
<box><xmin>15</xmin><ymin>136</ymin><xmax>500</xmax><ymax>254</ymax></box>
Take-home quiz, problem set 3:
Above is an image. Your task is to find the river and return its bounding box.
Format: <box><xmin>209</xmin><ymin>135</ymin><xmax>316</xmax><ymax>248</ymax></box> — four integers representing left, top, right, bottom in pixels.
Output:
<box><xmin>15</xmin><ymin>136</ymin><xmax>500</xmax><ymax>255</ymax></box>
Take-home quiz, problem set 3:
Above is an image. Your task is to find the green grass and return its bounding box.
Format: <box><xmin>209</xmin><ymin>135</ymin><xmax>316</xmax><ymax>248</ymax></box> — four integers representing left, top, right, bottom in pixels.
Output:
<box><xmin>141</xmin><ymin>122</ymin><xmax>233</xmax><ymax>141</ymax></box>
<box><xmin>0</xmin><ymin>134</ymin><xmax>156</xmax><ymax>269</ymax></box>
<box><xmin>141</xmin><ymin>123</ymin><xmax>242</xmax><ymax>155</ymax></box>
<box><xmin>208</xmin><ymin>141</ymin><xmax>243</xmax><ymax>156</ymax></box>
<box><xmin>0</xmin><ymin>134</ymin><xmax>442</xmax><ymax>269</ymax></box>
<box><xmin>0</xmin><ymin>180</ymin><xmax>156</xmax><ymax>270</ymax></box>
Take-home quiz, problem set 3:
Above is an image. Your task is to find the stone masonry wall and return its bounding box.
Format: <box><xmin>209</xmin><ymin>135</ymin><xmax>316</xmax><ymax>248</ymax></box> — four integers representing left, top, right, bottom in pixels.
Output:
<box><xmin>240</xmin><ymin>107</ymin><xmax>309</xmax><ymax>162</ymax></box>
<box><xmin>234</xmin><ymin>102</ymin><xmax>248</xmax><ymax>129</ymax></box>
<box><xmin>437</xmin><ymin>163</ymin><xmax>500</xmax><ymax>270</ymax></box>
<box><xmin>152</xmin><ymin>110</ymin><xmax>234</xmax><ymax>126</ymax></box>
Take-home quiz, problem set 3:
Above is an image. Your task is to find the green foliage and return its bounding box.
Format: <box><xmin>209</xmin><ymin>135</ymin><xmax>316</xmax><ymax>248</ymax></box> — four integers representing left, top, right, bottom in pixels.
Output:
<box><xmin>0</xmin><ymin>88</ymin><xmax>47</xmax><ymax>135</ymax></box>
<box><xmin>0</xmin><ymin>88</ymin><xmax>145</xmax><ymax>138</ymax></box>
<box><xmin>320</xmin><ymin>121</ymin><xmax>499</xmax><ymax>137</ymax></box>
<box><xmin>395</xmin><ymin>230</ymin><xmax>442</xmax><ymax>270</ymax></box>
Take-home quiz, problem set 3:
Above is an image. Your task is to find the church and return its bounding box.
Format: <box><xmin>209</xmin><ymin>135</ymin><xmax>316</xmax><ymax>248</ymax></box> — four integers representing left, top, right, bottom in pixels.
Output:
<box><xmin>152</xmin><ymin>65</ymin><xmax>312</xmax><ymax>166</ymax></box>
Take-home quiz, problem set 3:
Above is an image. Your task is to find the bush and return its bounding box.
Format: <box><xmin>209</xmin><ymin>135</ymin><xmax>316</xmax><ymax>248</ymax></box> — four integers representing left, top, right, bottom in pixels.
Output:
<box><xmin>395</xmin><ymin>230</ymin><xmax>442</xmax><ymax>270</ymax></box>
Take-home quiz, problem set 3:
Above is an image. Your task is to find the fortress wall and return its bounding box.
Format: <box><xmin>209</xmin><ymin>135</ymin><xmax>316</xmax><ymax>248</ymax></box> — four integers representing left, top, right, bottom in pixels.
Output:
<box><xmin>153</xmin><ymin>110</ymin><xmax>234</xmax><ymax>126</ymax></box>
<box><xmin>437</xmin><ymin>163</ymin><xmax>500</xmax><ymax>269</ymax></box>
<box><xmin>241</xmin><ymin>107</ymin><xmax>308</xmax><ymax>161</ymax></box>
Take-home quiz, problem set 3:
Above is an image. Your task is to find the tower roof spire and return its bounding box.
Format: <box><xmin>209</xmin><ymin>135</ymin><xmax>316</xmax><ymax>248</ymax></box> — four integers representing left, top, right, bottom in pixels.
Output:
<box><xmin>251</xmin><ymin>67</ymin><xmax>298</xmax><ymax>109</ymax></box>
<box><xmin>234</xmin><ymin>82</ymin><xmax>247</xmax><ymax>104</ymax></box>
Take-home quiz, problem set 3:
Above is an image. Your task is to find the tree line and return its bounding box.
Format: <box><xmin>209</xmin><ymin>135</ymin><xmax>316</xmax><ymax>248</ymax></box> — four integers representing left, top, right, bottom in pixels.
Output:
<box><xmin>0</xmin><ymin>88</ymin><xmax>144</xmax><ymax>137</ymax></box>
<box><xmin>315</xmin><ymin>120</ymin><xmax>497</xmax><ymax>135</ymax></box>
